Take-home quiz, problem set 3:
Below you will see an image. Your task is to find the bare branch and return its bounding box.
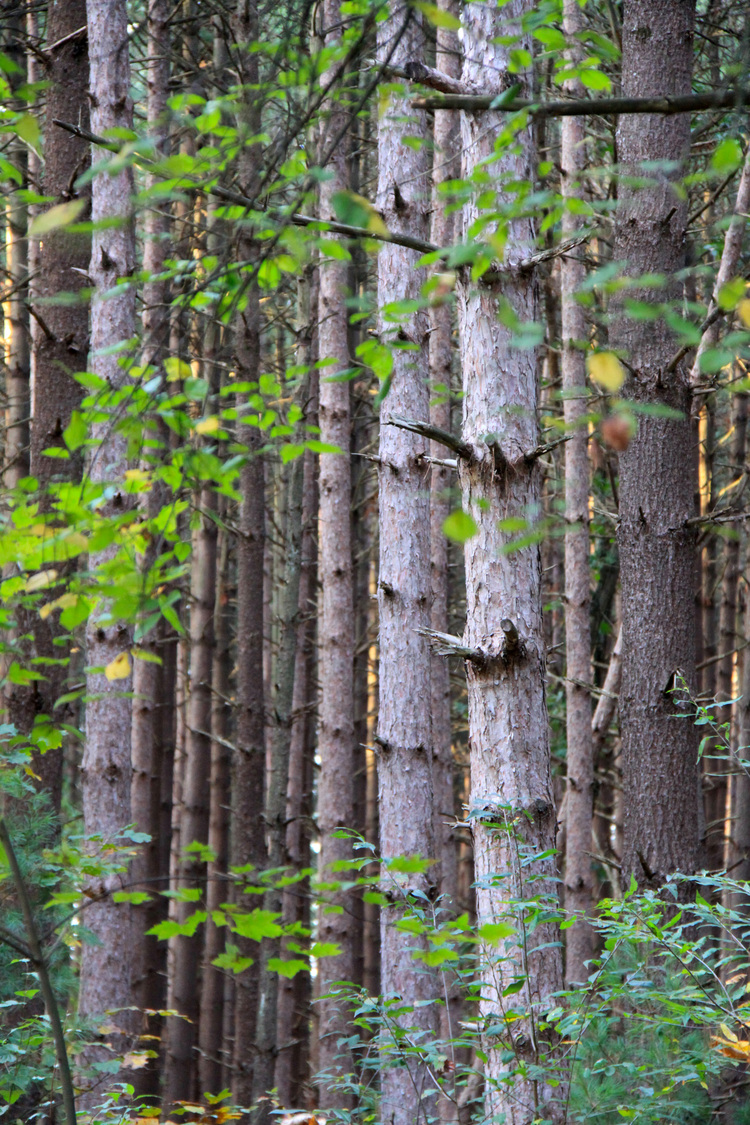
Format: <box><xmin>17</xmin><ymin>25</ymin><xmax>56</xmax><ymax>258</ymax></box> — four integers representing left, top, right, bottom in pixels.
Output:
<box><xmin>417</xmin><ymin>627</ymin><xmax>486</xmax><ymax>665</ymax></box>
<box><xmin>412</xmin><ymin>88</ymin><xmax>750</xmax><ymax>117</ymax></box>
<box><xmin>386</xmin><ymin>414</ymin><xmax>474</xmax><ymax>461</ymax></box>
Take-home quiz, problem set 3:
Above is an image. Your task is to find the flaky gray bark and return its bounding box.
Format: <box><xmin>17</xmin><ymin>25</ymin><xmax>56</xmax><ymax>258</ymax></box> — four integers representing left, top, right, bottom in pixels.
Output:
<box><xmin>561</xmin><ymin>0</ymin><xmax>594</xmax><ymax>985</ymax></box>
<box><xmin>613</xmin><ymin>0</ymin><xmax>702</xmax><ymax>888</ymax></box>
<box><xmin>78</xmin><ymin>0</ymin><xmax>137</xmax><ymax>1090</ymax></box>
<box><xmin>429</xmin><ymin>0</ymin><xmax>460</xmax><ymax>915</ymax></box>
<box><xmin>316</xmin><ymin>0</ymin><xmax>357</xmax><ymax>1098</ymax></box>
<box><xmin>456</xmin><ymin>3</ymin><xmax>563</xmax><ymax>1120</ymax></box>
<box><xmin>376</xmin><ymin>5</ymin><xmax>439</xmax><ymax>1123</ymax></box>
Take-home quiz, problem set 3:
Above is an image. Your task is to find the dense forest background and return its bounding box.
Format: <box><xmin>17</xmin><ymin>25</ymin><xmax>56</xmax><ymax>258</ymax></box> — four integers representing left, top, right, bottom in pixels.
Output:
<box><xmin>2</xmin><ymin>0</ymin><xmax>750</xmax><ymax>1123</ymax></box>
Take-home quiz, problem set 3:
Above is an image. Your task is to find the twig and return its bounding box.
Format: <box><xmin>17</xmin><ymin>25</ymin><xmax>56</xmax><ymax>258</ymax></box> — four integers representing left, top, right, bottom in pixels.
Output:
<box><xmin>417</xmin><ymin>627</ymin><xmax>485</xmax><ymax>665</ymax></box>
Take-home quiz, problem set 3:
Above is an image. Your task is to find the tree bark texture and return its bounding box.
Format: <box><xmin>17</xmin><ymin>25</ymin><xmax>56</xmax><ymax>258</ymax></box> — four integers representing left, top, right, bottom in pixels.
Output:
<box><xmin>315</xmin><ymin>0</ymin><xmax>357</xmax><ymax>1098</ymax></box>
<box><xmin>6</xmin><ymin>0</ymin><xmax>90</xmax><ymax>810</ymax></box>
<box><xmin>78</xmin><ymin>0</ymin><xmax>137</xmax><ymax>1088</ymax></box>
<box><xmin>613</xmin><ymin>0</ymin><xmax>702</xmax><ymax>888</ymax></box>
<box><xmin>561</xmin><ymin>0</ymin><xmax>594</xmax><ymax>985</ymax></box>
<box><xmin>376</xmin><ymin>4</ymin><xmax>439</xmax><ymax>1123</ymax></box>
<box><xmin>457</xmin><ymin>3</ymin><xmax>563</xmax><ymax>1121</ymax></box>
<box><xmin>429</xmin><ymin>0</ymin><xmax>460</xmax><ymax>915</ymax></box>
<box><xmin>230</xmin><ymin>3</ymin><xmax>267</xmax><ymax>1105</ymax></box>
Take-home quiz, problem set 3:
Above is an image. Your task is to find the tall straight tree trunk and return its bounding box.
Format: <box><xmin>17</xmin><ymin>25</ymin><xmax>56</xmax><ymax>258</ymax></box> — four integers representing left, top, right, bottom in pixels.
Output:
<box><xmin>129</xmin><ymin>0</ymin><xmax>172</xmax><ymax>1100</ymax></box>
<box><xmin>78</xmin><ymin>0</ymin><xmax>137</xmax><ymax>1091</ymax></box>
<box><xmin>429</xmin><ymin>0</ymin><xmax>460</xmax><ymax>912</ymax></box>
<box><xmin>376</xmin><ymin>6</ymin><xmax>439</xmax><ymax>1124</ymax></box>
<box><xmin>252</xmin><ymin>454</ymin><xmax>304</xmax><ymax>1116</ymax></box>
<box><xmin>231</xmin><ymin>4</ymin><xmax>266</xmax><ymax>1103</ymax></box>
<box><xmin>316</xmin><ymin>0</ymin><xmax>357</xmax><ymax>1098</ymax></box>
<box><xmin>7</xmin><ymin>0</ymin><xmax>90</xmax><ymax>810</ymax></box>
<box><xmin>728</xmin><ymin>535</ymin><xmax>750</xmax><ymax>891</ymax></box>
<box><xmin>613</xmin><ymin>0</ymin><xmax>701</xmax><ymax>888</ymax></box>
<box><xmin>456</xmin><ymin>3</ymin><xmax>563</xmax><ymax>1120</ymax></box>
<box><xmin>276</xmin><ymin>304</ymin><xmax>318</xmax><ymax>1106</ymax></box>
<box><xmin>561</xmin><ymin>0</ymin><xmax>594</xmax><ymax>984</ymax></box>
<box><xmin>164</xmin><ymin>409</ymin><xmax>219</xmax><ymax>1110</ymax></box>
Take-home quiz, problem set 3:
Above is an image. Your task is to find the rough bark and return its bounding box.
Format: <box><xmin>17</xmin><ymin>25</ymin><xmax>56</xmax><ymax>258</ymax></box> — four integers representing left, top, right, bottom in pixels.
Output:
<box><xmin>6</xmin><ymin>0</ymin><xmax>90</xmax><ymax>810</ymax></box>
<box><xmin>561</xmin><ymin>0</ymin><xmax>594</xmax><ymax>985</ymax></box>
<box><xmin>78</xmin><ymin>0</ymin><xmax>137</xmax><ymax>1096</ymax></box>
<box><xmin>129</xmin><ymin>0</ymin><xmax>172</xmax><ymax>1099</ymax></box>
<box><xmin>276</xmin><ymin>322</ymin><xmax>318</xmax><ymax>1107</ymax></box>
<box><xmin>316</xmin><ymin>2</ymin><xmax>357</xmax><ymax>1096</ymax></box>
<box><xmin>252</xmin><ymin>455</ymin><xmax>304</xmax><ymax>1117</ymax></box>
<box><xmin>199</xmin><ymin>517</ymin><xmax>232</xmax><ymax>1095</ymax></box>
<box><xmin>231</xmin><ymin>8</ymin><xmax>266</xmax><ymax>1103</ymax></box>
<box><xmin>613</xmin><ymin>0</ymin><xmax>702</xmax><ymax>888</ymax></box>
<box><xmin>429</xmin><ymin>0</ymin><xmax>460</xmax><ymax>914</ymax></box>
<box><xmin>456</xmin><ymin>3</ymin><xmax>563</xmax><ymax>1121</ymax></box>
<box><xmin>376</xmin><ymin>5</ymin><xmax>440</xmax><ymax>1125</ymax></box>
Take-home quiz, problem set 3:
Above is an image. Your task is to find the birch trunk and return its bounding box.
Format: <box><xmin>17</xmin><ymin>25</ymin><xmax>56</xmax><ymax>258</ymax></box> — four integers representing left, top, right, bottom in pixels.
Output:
<box><xmin>78</xmin><ymin>0</ymin><xmax>137</xmax><ymax>1091</ymax></box>
<box><xmin>376</xmin><ymin>5</ymin><xmax>439</xmax><ymax>1123</ymax></box>
<box><xmin>316</xmin><ymin>0</ymin><xmax>357</xmax><ymax>1095</ymax></box>
<box><xmin>613</xmin><ymin>0</ymin><xmax>702</xmax><ymax>887</ymax></box>
<box><xmin>561</xmin><ymin>0</ymin><xmax>594</xmax><ymax>985</ymax></box>
<box><xmin>457</xmin><ymin>2</ymin><xmax>563</xmax><ymax>1120</ymax></box>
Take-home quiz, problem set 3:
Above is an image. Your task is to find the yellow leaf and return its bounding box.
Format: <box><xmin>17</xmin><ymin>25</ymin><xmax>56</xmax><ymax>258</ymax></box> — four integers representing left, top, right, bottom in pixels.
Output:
<box><xmin>738</xmin><ymin>298</ymin><xmax>750</xmax><ymax>328</ymax></box>
<box><xmin>104</xmin><ymin>652</ymin><xmax>132</xmax><ymax>681</ymax></box>
<box><xmin>24</xmin><ymin>765</ymin><xmax>42</xmax><ymax>781</ymax></box>
<box><xmin>195</xmin><ymin>415</ymin><xmax>220</xmax><ymax>435</ymax></box>
<box><xmin>588</xmin><ymin>351</ymin><xmax>625</xmax><ymax>393</ymax></box>
<box><xmin>122</xmin><ymin>1051</ymin><xmax>151</xmax><ymax>1069</ymax></box>
<box><xmin>720</xmin><ymin>1023</ymin><xmax>738</xmax><ymax>1042</ymax></box>
<box><xmin>29</xmin><ymin>199</ymin><xmax>86</xmax><ymax>237</ymax></box>
<box><xmin>39</xmin><ymin>592</ymin><xmax>78</xmax><ymax>621</ymax></box>
<box><xmin>25</xmin><ymin>568</ymin><xmax>58</xmax><ymax>593</ymax></box>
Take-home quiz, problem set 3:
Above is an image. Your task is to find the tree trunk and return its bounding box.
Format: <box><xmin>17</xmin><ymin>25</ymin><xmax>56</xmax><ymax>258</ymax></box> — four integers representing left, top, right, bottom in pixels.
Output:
<box><xmin>376</xmin><ymin>5</ymin><xmax>439</xmax><ymax>1124</ymax></box>
<box><xmin>7</xmin><ymin>0</ymin><xmax>90</xmax><ymax>810</ymax></box>
<box><xmin>561</xmin><ymin>0</ymin><xmax>594</xmax><ymax>985</ymax></box>
<box><xmin>78</xmin><ymin>0</ymin><xmax>137</xmax><ymax>1096</ymax></box>
<box><xmin>164</xmin><ymin>478</ymin><xmax>218</xmax><ymax>1107</ymax></box>
<box><xmin>231</xmin><ymin>9</ymin><xmax>266</xmax><ymax>1102</ymax></box>
<box><xmin>129</xmin><ymin>0</ymin><xmax>172</xmax><ymax>1099</ymax></box>
<box><xmin>613</xmin><ymin>0</ymin><xmax>702</xmax><ymax>888</ymax></box>
<box><xmin>429</xmin><ymin>0</ymin><xmax>460</xmax><ymax>914</ymax></box>
<box><xmin>457</xmin><ymin>3</ymin><xmax>563</xmax><ymax>1120</ymax></box>
<box><xmin>316</xmin><ymin>2</ymin><xmax>357</xmax><ymax>1096</ymax></box>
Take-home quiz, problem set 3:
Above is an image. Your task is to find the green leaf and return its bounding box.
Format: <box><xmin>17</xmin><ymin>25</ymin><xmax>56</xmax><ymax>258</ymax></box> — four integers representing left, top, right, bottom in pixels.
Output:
<box><xmin>533</xmin><ymin>27</ymin><xmax>566</xmax><ymax>50</ymax></box>
<box><xmin>230</xmin><ymin>909</ymin><xmax>283</xmax><ymax>941</ymax></box>
<box><xmin>478</xmin><ymin>922</ymin><xmax>515</xmax><ymax>943</ymax></box>
<box><xmin>15</xmin><ymin>112</ymin><xmax>42</xmax><ymax>154</ymax></box>
<box><xmin>268</xmin><ymin>958</ymin><xmax>309</xmax><ymax>978</ymax></box>
<box><xmin>712</xmin><ymin>137</ymin><xmax>742</xmax><ymax>174</ymax></box>
<box><xmin>112</xmin><ymin>891</ymin><xmax>152</xmax><ymax>904</ymax></box>
<box><xmin>412</xmin><ymin>1</ymin><xmax>461</xmax><ymax>30</ymax></box>
<box><xmin>386</xmin><ymin>855</ymin><xmax>431</xmax><ymax>874</ymax></box>
<box><xmin>718</xmin><ymin>277</ymin><xmax>747</xmax><ymax>311</ymax></box>
<box><xmin>579</xmin><ymin>67</ymin><xmax>611</xmax><ymax>91</ymax></box>
<box><xmin>443</xmin><ymin>509</ymin><xmax>478</xmax><ymax>543</ymax></box>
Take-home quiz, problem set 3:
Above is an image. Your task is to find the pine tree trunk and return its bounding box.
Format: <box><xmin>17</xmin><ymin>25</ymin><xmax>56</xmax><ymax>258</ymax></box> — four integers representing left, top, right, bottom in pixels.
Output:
<box><xmin>613</xmin><ymin>0</ymin><xmax>702</xmax><ymax>888</ymax></box>
<box><xmin>164</xmin><ymin>484</ymin><xmax>218</xmax><ymax>1106</ymax></box>
<box><xmin>457</xmin><ymin>3</ymin><xmax>563</xmax><ymax>1120</ymax></box>
<box><xmin>561</xmin><ymin>0</ymin><xmax>594</xmax><ymax>984</ymax></box>
<box><xmin>252</xmin><ymin>455</ymin><xmax>304</xmax><ymax>1116</ymax></box>
<box><xmin>376</xmin><ymin>6</ymin><xmax>440</xmax><ymax>1124</ymax></box>
<box><xmin>316</xmin><ymin>2</ymin><xmax>357</xmax><ymax>1094</ymax></box>
<box><xmin>230</xmin><ymin>4</ymin><xmax>267</xmax><ymax>1104</ymax></box>
<box><xmin>7</xmin><ymin>0</ymin><xmax>90</xmax><ymax>810</ymax></box>
<box><xmin>78</xmin><ymin>0</ymin><xmax>137</xmax><ymax>1093</ymax></box>
<box><xmin>429</xmin><ymin>0</ymin><xmax>460</xmax><ymax>914</ymax></box>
